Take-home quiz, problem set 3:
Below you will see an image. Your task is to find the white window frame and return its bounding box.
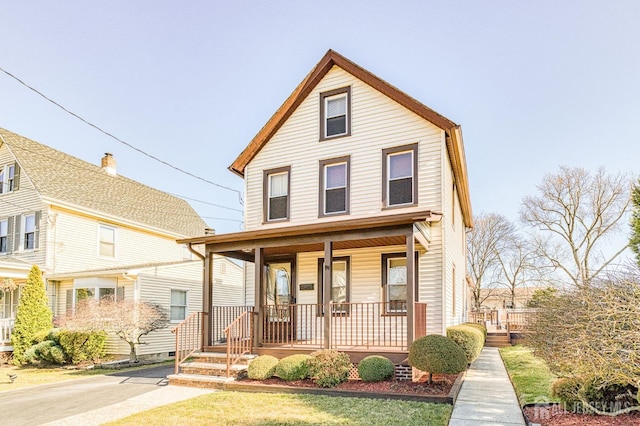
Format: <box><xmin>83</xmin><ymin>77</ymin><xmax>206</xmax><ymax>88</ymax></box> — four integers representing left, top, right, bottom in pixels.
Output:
<box><xmin>0</xmin><ymin>219</ymin><xmax>7</xmax><ymax>254</ymax></box>
<box><xmin>0</xmin><ymin>164</ymin><xmax>15</xmax><ymax>195</ymax></box>
<box><xmin>170</xmin><ymin>289</ymin><xmax>188</xmax><ymax>322</ymax></box>
<box><xmin>98</xmin><ymin>224</ymin><xmax>117</xmax><ymax>258</ymax></box>
<box><xmin>23</xmin><ymin>213</ymin><xmax>36</xmax><ymax>251</ymax></box>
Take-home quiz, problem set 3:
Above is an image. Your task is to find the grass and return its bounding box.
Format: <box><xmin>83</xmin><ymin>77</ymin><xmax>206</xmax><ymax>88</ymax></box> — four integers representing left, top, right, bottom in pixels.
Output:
<box><xmin>107</xmin><ymin>391</ymin><xmax>453</xmax><ymax>426</ymax></box>
<box><xmin>500</xmin><ymin>344</ymin><xmax>559</xmax><ymax>405</ymax></box>
<box><xmin>0</xmin><ymin>360</ymin><xmax>172</xmax><ymax>392</ymax></box>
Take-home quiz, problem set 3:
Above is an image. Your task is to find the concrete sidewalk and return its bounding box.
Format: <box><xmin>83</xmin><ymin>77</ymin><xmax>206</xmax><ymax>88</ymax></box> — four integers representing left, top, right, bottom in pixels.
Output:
<box><xmin>449</xmin><ymin>347</ymin><xmax>526</xmax><ymax>425</ymax></box>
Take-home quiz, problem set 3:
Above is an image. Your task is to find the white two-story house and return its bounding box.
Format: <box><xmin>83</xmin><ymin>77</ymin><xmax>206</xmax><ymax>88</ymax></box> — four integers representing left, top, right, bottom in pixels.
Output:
<box><xmin>178</xmin><ymin>50</ymin><xmax>473</xmax><ymax>367</ymax></box>
<box><xmin>0</xmin><ymin>128</ymin><xmax>243</xmax><ymax>359</ymax></box>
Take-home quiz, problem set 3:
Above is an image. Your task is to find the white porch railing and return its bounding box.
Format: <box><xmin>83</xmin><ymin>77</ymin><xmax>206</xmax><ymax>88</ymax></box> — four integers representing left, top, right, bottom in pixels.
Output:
<box><xmin>1</xmin><ymin>318</ymin><xmax>15</xmax><ymax>344</ymax></box>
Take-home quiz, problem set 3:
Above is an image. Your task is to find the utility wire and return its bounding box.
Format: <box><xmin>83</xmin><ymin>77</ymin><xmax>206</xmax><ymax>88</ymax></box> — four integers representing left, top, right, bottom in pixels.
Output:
<box><xmin>0</xmin><ymin>66</ymin><xmax>244</xmax><ymax>205</ymax></box>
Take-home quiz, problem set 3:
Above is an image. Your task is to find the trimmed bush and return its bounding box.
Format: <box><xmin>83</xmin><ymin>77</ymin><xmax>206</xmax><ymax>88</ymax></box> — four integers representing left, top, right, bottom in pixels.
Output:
<box><xmin>24</xmin><ymin>340</ymin><xmax>66</xmax><ymax>365</ymax></box>
<box><xmin>408</xmin><ymin>334</ymin><xmax>467</xmax><ymax>384</ymax></box>
<box><xmin>357</xmin><ymin>355</ymin><xmax>395</xmax><ymax>382</ymax></box>
<box><xmin>552</xmin><ymin>377</ymin><xmax>581</xmax><ymax>412</ymax></box>
<box><xmin>58</xmin><ymin>330</ymin><xmax>107</xmax><ymax>364</ymax></box>
<box><xmin>446</xmin><ymin>324</ymin><xmax>484</xmax><ymax>363</ymax></box>
<box><xmin>462</xmin><ymin>322</ymin><xmax>487</xmax><ymax>339</ymax></box>
<box><xmin>307</xmin><ymin>350</ymin><xmax>352</xmax><ymax>388</ymax></box>
<box><xmin>275</xmin><ymin>354</ymin><xmax>312</xmax><ymax>381</ymax></box>
<box><xmin>247</xmin><ymin>355</ymin><xmax>279</xmax><ymax>380</ymax></box>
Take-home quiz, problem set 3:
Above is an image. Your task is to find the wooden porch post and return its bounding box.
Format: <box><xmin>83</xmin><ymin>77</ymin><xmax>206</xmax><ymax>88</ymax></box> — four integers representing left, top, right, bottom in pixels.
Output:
<box><xmin>323</xmin><ymin>240</ymin><xmax>333</xmax><ymax>349</ymax></box>
<box><xmin>254</xmin><ymin>247</ymin><xmax>264</xmax><ymax>349</ymax></box>
<box><xmin>406</xmin><ymin>232</ymin><xmax>415</xmax><ymax>346</ymax></box>
<box><xmin>203</xmin><ymin>252</ymin><xmax>213</xmax><ymax>347</ymax></box>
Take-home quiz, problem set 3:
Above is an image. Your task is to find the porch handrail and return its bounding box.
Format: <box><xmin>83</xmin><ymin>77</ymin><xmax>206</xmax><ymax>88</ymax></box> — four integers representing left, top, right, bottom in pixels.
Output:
<box><xmin>0</xmin><ymin>318</ymin><xmax>15</xmax><ymax>343</ymax></box>
<box><xmin>224</xmin><ymin>310</ymin><xmax>254</xmax><ymax>377</ymax></box>
<box><xmin>171</xmin><ymin>311</ymin><xmax>206</xmax><ymax>374</ymax></box>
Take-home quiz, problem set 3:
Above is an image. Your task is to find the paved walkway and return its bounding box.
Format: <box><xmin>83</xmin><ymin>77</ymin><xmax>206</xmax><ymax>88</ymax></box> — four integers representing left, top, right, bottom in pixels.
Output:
<box><xmin>449</xmin><ymin>347</ymin><xmax>526</xmax><ymax>425</ymax></box>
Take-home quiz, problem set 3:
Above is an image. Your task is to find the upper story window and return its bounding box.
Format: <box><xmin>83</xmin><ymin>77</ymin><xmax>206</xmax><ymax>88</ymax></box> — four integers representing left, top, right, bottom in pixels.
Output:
<box><xmin>320</xmin><ymin>87</ymin><xmax>351</xmax><ymax>140</ymax></box>
<box><xmin>99</xmin><ymin>224</ymin><xmax>116</xmax><ymax>258</ymax></box>
<box><xmin>264</xmin><ymin>167</ymin><xmax>290</xmax><ymax>222</ymax></box>
<box><xmin>23</xmin><ymin>213</ymin><xmax>37</xmax><ymax>250</ymax></box>
<box><xmin>319</xmin><ymin>157</ymin><xmax>350</xmax><ymax>216</ymax></box>
<box><xmin>0</xmin><ymin>219</ymin><xmax>7</xmax><ymax>253</ymax></box>
<box><xmin>0</xmin><ymin>163</ymin><xmax>19</xmax><ymax>194</ymax></box>
<box><xmin>382</xmin><ymin>144</ymin><xmax>418</xmax><ymax>208</ymax></box>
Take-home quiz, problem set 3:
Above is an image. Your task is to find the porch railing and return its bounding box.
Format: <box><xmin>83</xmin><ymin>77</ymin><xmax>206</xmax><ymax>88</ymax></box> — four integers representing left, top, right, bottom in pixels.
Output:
<box><xmin>506</xmin><ymin>309</ymin><xmax>536</xmax><ymax>333</ymax></box>
<box><xmin>211</xmin><ymin>306</ymin><xmax>254</xmax><ymax>344</ymax></box>
<box><xmin>0</xmin><ymin>318</ymin><xmax>14</xmax><ymax>344</ymax></box>
<box><xmin>171</xmin><ymin>311</ymin><xmax>206</xmax><ymax>374</ymax></box>
<box><xmin>261</xmin><ymin>302</ymin><xmax>425</xmax><ymax>351</ymax></box>
<box><xmin>224</xmin><ymin>310</ymin><xmax>254</xmax><ymax>377</ymax></box>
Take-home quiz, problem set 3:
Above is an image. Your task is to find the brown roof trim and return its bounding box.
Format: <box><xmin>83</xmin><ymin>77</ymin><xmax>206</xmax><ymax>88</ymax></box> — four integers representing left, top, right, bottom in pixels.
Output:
<box><xmin>228</xmin><ymin>49</ymin><xmax>473</xmax><ymax>228</ymax></box>
<box><xmin>178</xmin><ymin>210</ymin><xmax>440</xmax><ymax>245</ymax></box>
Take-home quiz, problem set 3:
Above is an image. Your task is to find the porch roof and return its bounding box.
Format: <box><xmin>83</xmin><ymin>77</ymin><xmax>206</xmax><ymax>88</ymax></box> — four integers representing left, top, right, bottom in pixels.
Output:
<box><xmin>178</xmin><ymin>210</ymin><xmax>440</xmax><ymax>260</ymax></box>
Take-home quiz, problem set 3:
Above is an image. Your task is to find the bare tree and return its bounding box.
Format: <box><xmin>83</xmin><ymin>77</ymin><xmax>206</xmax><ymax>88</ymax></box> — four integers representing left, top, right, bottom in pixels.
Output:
<box><xmin>467</xmin><ymin>213</ymin><xmax>515</xmax><ymax>309</ymax></box>
<box><xmin>520</xmin><ymin>166</ymin><xmax>632</xmax><ymax>289</ymax></box>
<box><xmin>495</xmin><ymin>237</ymin><xmax>545</xmax><ymax>308</ymax></box>
<box><xmin>62</xmin><ymin>299</ymin><xmax>169</xmax><ymax>361</ymax></box>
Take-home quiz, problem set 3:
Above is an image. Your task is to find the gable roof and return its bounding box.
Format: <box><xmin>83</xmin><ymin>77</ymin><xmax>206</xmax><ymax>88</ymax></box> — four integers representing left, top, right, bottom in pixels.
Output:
<box><xmin>0</xmin><ymin>128</ymin><xmax>208</xmax><ymax>238</ymax></box>
<box><xmin>228</xmin><ymin>50</ymin><xmax>473</xmax><ymax>227</ymax></box>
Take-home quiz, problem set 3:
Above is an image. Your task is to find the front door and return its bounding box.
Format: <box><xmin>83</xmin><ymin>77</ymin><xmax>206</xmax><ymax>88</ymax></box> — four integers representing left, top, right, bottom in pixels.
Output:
<box><xmin>264</xmin><ymin>260</ymin><xmax>295</xmax><ymax>343</ymax></box>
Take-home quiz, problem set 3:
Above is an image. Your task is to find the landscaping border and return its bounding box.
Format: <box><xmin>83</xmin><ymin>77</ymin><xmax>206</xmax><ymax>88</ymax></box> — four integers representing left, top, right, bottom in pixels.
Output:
<box><xmin>223</xmin><ymin>370</ymin><xmax>466</xmax><ymax>404</ymax></box>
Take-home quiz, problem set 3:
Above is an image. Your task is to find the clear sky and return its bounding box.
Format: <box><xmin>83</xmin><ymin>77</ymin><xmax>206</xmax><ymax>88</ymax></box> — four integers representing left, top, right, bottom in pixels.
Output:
<box><xmin>1</xmin><ymin>1</ymin><xmax>638</xmax><ymax>236</ymax></box>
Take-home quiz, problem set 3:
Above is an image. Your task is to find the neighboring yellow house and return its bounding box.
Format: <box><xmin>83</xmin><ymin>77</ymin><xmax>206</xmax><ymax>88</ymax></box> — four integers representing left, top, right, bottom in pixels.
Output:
<box><xmin>178</xmin><ymin>50</ymin><xmax>474</xmax><ymax>375</ymax></box>
<box><xmin>479</xmin><ymin>286</ymin><xmax>544</xmax><ymax>310</ymax></box>
<box><xmin>0</xmin><ymin>128</ymin><xmax>243</xmax><ymax>359</ymax></box>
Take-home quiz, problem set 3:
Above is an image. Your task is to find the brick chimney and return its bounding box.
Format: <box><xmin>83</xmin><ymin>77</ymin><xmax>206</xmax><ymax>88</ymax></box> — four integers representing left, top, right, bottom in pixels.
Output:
<box><xmin>101</xmin><ymin>153</ymin><xmax>117</xmax><ymax>176</ymax></box>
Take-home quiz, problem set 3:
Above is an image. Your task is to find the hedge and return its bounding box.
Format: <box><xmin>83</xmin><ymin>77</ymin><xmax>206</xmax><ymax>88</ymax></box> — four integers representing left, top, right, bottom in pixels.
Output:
<box><xmin>446</xmin><ymin>324</ymin><xmax>485</xmax><ymax>363</ymax></box>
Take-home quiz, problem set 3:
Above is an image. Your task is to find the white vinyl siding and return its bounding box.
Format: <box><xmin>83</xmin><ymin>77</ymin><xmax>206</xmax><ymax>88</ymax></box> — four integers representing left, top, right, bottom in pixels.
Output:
<box><xmin>244</xmin><ymin>66</ymin><xmax>443</xmax><ymax>231</ymax></box>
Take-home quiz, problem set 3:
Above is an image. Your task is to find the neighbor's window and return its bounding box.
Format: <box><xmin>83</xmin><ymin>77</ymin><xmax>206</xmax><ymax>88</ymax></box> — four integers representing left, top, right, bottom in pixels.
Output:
<box><xmin>0</xmin><ymin>164</ymin><xmax>18</xmax><ymax>194</ymax></box>
<box><xmin>0</xmin><ymin>219</ymin><xmax>7</xmax><ymax>253</ymax></box>
<box><xmin>320</xmin><ymin>87</ymin><xmax>351</xmax><ymax>140</ymax></box>
<box><xmin>383</xmin><ymin>144</ymin><xmax>417</xmax><ymax>207</ymax></box>
<box><xmin>170</xmin><ymin>289</ymin><xmax>187</xmax><ymax>321</ymax></box>
<box><xmin>264</xmin><ymin>167</ymin><xmax>290</xmax><ymax>222</ymax></box>
<box><xmin>99</xmin><ymin>224</ymin><xmax>116</xmax><ymax>257</ymax></box>
<box><xmin>317</xmin><ymin>257</ymin><xmax>350</xmax><ymax>314</ymax></box>
<box><xmin>383</xmin><ymin>253</ymin><xmax>407</xmax><ymax>314</ymax></box>
<box><xmin>24</xmin><ymin>214</ymin><xmax>36</xmax><ymax>250</ymax></box>
<box><xmin>319</xmin><ymin>157</ymin><xmax>349</xmax><ymax>216</ymax></box>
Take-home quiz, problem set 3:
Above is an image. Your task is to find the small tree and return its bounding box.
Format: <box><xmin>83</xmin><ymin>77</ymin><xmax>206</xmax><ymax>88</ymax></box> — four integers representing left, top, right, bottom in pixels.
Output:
<box><xmin>630</xmin><ymin>178</ymin><xmax>640</xmax><ymax>265</ymax></box>
<box><xmin>63</xmin><ymin>299</ymin><xmax>169</xmax><ymax>361</ymax></box>
<box><xmin>11</xmin><ymin>265</ymin><xmax>52</xmax><ymax>365</ymax></box>
<box><xmin>408</xmin><ymin>334</ymin><xmax>467</xmax><ymax>384</ymax></box>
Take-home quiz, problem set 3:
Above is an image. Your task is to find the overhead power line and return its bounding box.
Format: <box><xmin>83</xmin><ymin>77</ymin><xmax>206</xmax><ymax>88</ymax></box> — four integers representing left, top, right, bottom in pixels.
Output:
<box><xmin>0</xmin><ymin>66</ymin><xmax>244</xmax><ymax>205</ymax></box>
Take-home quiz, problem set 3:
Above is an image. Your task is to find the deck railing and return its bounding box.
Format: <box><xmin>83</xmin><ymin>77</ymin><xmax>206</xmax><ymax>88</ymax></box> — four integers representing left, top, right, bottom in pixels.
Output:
<box><xmin>506</xmin><ymin>309</ymin><xmax>536</xmax><ymax>332</ymax></box>
<box><xmin>224</xmin><ymin>310</ymin><xmax>254</xmax><ymax>377</ymax></box>
<box><xmin>0</xmin><ymin>318</ymin><xmax>14</xmax><ymax>344</ymax></box>
<box><xmin>171</xmin><ymin>311</ymin><xmax>206</xmax><ymax>374</ymax></box>
<box><xmin>261</xmin><ymin>302</ymin><xmax>425</xmax><ymax>351</ymax></box>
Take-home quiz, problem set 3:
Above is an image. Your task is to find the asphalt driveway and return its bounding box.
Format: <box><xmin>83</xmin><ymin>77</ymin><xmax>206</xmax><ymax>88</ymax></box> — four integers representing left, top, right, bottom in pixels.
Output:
<box><xmin>0</xmin><ymin>365</ymin><xmax>195</xmax><ymax>425</ymax></box>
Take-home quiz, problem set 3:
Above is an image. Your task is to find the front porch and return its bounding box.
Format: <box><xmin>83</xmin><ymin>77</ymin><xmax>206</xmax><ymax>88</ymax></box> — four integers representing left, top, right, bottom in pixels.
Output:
<box><xmin>0</xmin><ymin>318</ymin><xmax>14</xmax><ymax>351</ymax></box>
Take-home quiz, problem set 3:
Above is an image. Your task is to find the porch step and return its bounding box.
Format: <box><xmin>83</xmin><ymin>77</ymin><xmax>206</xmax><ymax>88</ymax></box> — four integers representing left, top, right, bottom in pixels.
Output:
<box><xmin>485</xmin><ymin>333</ymin><xmax>511</xmax><ymax>348</ymax></box>
<box><xmin>188</xmin><ymin>351</ymin><xmax>257</xmax><ymax>366</ymax></box>
<box><xmin>168</xmin><ymin>373</ymin><xmax>234</xmax><ymax>389</ymax></box>
<box><xmin>180</xmin><ymin>361</ymin><xmax>248</xmax><ymax>378</ymax></box>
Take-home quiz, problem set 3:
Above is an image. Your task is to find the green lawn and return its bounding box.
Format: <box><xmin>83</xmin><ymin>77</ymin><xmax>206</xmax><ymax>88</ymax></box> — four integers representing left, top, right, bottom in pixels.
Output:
<box><xmin>500</xmin><ymin>345</ymin><xmax>559</xmax><ymax>405</ymax></box>
<box><xmin>107</xmin><ymin>391</ymin><xmax>453</xmax><ymax>426</ymax></box>
<box><xmin>0</xmin><ymin>361</ymin><xmax>172</xmax><ymax>392</ymax></box>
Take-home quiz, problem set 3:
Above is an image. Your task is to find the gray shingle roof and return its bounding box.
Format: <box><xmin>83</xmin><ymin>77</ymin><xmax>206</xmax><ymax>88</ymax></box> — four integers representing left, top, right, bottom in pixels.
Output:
<box><xmin>0</xmin><ymin>128</ymin><xmax>208</xmax><ymax>238</ymax></box>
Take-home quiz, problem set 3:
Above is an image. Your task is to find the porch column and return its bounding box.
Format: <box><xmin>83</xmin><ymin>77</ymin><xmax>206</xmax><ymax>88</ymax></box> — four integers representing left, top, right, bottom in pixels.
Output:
<box><xmin>203</xmin><ymin>252</ymin><xmax>213</xmax><ymax>347</ymax></box>
<box><xmin>323</xmin><ymin>240</ymin><xmax>333</xmax><ymax>349</ymax></box>
<box><xmin>406</xmin><ymin>232</ymin><xmax>415</xmax><ymax>346</ymax></box>
<box><xmin>254</xmin><ymin>247</ymin><xmax>264</xmax><ymax>349</ymax></box>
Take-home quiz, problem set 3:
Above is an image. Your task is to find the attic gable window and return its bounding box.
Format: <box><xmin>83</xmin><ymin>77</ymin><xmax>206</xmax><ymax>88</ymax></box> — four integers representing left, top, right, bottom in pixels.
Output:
<box><xmin>320</xmin><ymin>87</ymin><xmax>351</xmax><ymax>140</ymax></box>
<box><xmin>0</xmin><ymin>164</ymin><xmax>19</xmax><ymax>194</ymax></box>
<box><xmin>264</xmin><ymin>167</ymin><xmax>290</xmax><ymax>222</ymax></box>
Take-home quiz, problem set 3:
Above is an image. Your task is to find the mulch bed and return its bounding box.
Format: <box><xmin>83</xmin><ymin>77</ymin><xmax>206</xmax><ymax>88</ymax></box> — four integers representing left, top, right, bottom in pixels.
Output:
<box><xmin>523</xmin><ymin>404</ymin><xmax>640</xmax><ymax>425</ymax></box>
<box><xmin>237</xmin><ymin>373</ymin><xmax>459</xmax><ymax>398</ymax></box>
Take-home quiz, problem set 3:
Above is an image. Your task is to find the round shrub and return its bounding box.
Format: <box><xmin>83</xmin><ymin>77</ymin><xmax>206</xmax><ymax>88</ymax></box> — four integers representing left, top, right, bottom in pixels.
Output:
<box><xmin>307</xmin><ymin>350</ymin><xmax>352</xmax><ymax>388</ymax></box>
<box><xmin>357</xmin><ymin>355</ymin><xmax>395</xmax><ymax>382</ymax></box>
<box><xmin>408</xmin><ymin>334</ymin><xmax>467</xmax><ymax>383</ymax></box>
<box><xmin>446</xmin><ymin>324</ymin><xmax>484</xmax><ymax>363</ymax></box>
<box><xmin>552</xmin><ymin>377</ymin><xmax>581</xmax><ymax>412</ymax></box>
<box><xmin>25</xmin><ymin>340</ymin><xmax>66</xmax><ymax>365</ymax></box>
<box><xmin>247</xmin><ymin>355</ymin><xmax>279</xmax><ymax>380</ymax></box>
<box><xmin>463</xmin><ymin>322</ymin><xmax>487</xmax><ymax>339</ymax></box>
<box><xmin>275</xmin><ymin>354</ymin><xmax>312</xmax><ymax>381</ymax></box>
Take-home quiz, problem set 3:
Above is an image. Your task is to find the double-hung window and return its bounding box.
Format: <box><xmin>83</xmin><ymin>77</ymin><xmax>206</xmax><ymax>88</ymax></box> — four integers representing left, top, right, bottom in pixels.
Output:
<box><xmin>0</xmin><ymin>164</ymin><xmax>18</xmax><ymax>194</ymax></box>
<box><xmin>24</xmin><ymin>214</ymin><xmax>36</xmax><ymax>250</ymax></box>
<box><xmin>0</xmin><ymin>219</ymin><xmax>7</xmax><ymax>253</ymax></box>
<box><xmin>99</xmin><ymin>224</ymin><xmax>116</xmax><ymax>258</ymax></box>
<box><xmin>320</xmin><ymin>87</ymin><xmax>351</xmax><ymax>140</ymax></box>
<box><xmin>170</xmin><ymin>289</ymin><xmax>187</xmax><ymax>321</ymax></box>
<box><xmin>319</xmin><ymin>157</ymin><xmax>349</xmax><ymax>216</ymax></box>
<box><xmin>264</xmin><ymin>167</ymin><xmax>290</xmax><ymax>222</ymax></box>
<box><xmin>317</xmin><ymin>257</ymin><xmax>350</xmax><ymax>314</ymax></box>
<box><xmin>382</xmin><ymin>253</ymin><xmax>408</xmax><ymax>314</ymax></box>
<box><xmin>383</xmin><ymin>144</ymin><xmax>417</xmax><ymax>207</ymax></box>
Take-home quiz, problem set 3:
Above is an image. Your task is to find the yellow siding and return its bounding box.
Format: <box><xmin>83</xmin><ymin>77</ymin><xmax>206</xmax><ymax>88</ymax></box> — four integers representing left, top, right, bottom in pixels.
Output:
<box><xmin>244</xmin><ymin>66</ymin><xmax>443</xmax><ymax>230</ymax></box>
